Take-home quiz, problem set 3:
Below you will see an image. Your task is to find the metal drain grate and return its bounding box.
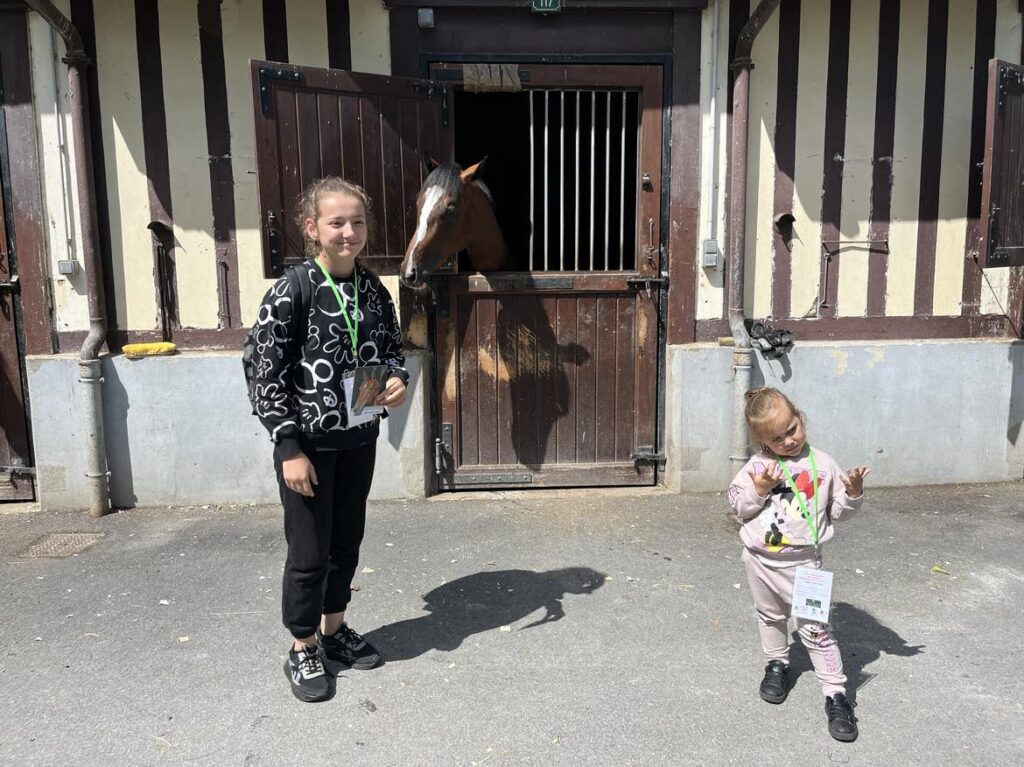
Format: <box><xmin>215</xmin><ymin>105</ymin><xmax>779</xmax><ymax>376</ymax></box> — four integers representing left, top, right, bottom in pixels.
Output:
<box><xmin>21</xmin><ymin>532</ymin><xmax>106</xmax><ymax>558</ymax></box>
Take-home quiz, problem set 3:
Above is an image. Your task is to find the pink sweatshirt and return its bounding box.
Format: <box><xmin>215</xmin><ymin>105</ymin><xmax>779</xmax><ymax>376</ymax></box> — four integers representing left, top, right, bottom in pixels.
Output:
<box><xmin>728</xmin><ymin>446</ymin><xmax>863</xmax><ymax>567</ymax></box>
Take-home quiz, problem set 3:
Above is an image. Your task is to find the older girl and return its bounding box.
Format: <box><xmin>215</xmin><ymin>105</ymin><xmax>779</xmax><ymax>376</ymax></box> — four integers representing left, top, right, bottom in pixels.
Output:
<box><xmin>250</xmin><ymin>178</ymin><xmax>407</xmax><ymax>702</ymax></box>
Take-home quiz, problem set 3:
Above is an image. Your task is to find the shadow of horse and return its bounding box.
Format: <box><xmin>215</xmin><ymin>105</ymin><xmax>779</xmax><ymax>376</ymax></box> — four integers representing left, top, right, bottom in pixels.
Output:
<box><xmin>363</xmin><ymin>566</ymin><xmax>606</xmax><ymax>663</ymax></box>
<box><xmin>495</xmin><ymin>296</ymin><xmax>591</xmax><ymax>470</ymax></box>
<box><xmin>787</xmin><ymin>601</ymin><xmax>924</xmax><ymax>703</ymax></box>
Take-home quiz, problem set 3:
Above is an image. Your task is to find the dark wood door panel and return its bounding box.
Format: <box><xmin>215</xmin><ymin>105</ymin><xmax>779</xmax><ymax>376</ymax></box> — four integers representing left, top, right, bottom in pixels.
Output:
<box><xmin>438</xmin><ymin>287</ymin><xmax>655</xmax><ymax>488</ymax></box>
<box><xmin>251</xmin><ymin>61</ymin><xmax>452</xmax><ymax>276</ymax></box>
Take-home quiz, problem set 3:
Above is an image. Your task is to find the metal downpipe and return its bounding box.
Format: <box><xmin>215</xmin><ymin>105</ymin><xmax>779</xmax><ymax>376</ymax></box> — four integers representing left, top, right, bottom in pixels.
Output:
<box><xmin>727</xmin><ymin>0</ymin><xmax>780</xmax><ymax>474</ymax></box>
<box><xmin>25</xmin><ymin>1</ymin><xmax>110</xmax><ymax>516</ymax></box>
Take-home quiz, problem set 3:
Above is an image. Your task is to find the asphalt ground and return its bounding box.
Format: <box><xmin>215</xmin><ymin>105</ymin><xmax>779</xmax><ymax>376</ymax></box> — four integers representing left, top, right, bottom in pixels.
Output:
<box><xmin>1</xmin><ymin>482</ymin><xmax>1021</xmax><ymax>766</ymax></box>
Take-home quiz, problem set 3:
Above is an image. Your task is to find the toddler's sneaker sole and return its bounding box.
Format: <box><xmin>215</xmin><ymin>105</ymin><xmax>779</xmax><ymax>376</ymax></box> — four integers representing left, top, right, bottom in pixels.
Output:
<box><xmin>759</xmin><ymin>688</ymin><xmax>788</xmax><ymax>704</ymax></box>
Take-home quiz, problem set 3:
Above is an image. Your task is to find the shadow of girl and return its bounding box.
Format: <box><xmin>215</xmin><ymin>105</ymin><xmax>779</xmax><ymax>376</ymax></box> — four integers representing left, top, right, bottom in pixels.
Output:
<box><xmin>787</xmin><ymin>601</ymin><xmax>925</xmax><ymax>702</ymax></box>
<box><xmin>363</xmin><ymin>567</ymin><xmax>606</xmax><ymax>663</ymax></box>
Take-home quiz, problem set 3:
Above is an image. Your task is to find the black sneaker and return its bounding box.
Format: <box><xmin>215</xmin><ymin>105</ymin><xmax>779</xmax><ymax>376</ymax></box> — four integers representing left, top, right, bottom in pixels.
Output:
<box><xmin>825</xmin><ymin>693</ymin><xmax>858</xmax><ymax>742</ymax></box>
<box><xmin>284</xmin><ymin>644</ymin><xmax>329</xmax><ymax>702</ymax></box>
<box><xmin>759</xmin><ymin>660</ymin><xmax>790</xmax><ymax>704</ymax></box>
<box><xmin>318</xmin><ymin>623</ymin><xmax>381</xmax><ymax>670</ymax></box>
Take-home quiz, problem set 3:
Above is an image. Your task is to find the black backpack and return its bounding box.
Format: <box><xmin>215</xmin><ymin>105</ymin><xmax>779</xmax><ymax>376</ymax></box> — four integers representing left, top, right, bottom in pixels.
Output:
<box><xmin>242</xmin><ymin>264</ymin><xmax>313</xmax><ymax>415</ymax></box>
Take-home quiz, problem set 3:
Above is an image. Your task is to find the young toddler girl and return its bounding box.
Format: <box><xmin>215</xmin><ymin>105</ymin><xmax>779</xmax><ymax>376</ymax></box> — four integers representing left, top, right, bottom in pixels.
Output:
<box><xmin>728</xmin><ymin>387</ymin><xmax>869</xmax><ymax>742</ymax></box>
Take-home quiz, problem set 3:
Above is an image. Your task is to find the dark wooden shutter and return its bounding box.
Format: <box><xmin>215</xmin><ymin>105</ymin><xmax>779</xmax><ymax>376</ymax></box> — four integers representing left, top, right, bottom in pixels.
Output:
<box><xmin>251</xmin><ymin>61</ymin><xmax>452</xmax><ymax>276</ymax></box>
<box><xmin>979</xmin><ymin>59</ymin><xmax>1024</xmax><ymax>268</ymax></box>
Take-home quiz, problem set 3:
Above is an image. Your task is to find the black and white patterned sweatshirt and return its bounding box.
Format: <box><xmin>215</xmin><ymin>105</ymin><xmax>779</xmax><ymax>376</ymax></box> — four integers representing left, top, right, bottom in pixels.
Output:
<box><xmin>250</xmin><ymin>259</ymin><xmax>408</xmax><ymax>459</ymax></box>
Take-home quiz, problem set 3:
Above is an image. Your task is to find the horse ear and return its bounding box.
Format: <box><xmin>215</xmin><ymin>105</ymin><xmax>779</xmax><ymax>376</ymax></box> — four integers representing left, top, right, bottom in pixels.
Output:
<box><xmin>460</xmin><ymin>156</ymin><xmax>488</xmax><ymax>182</ymax></box>
<box><xmin>424</xmin><ymin>156</ymin><xmax>441</xmax><ymax>174</ymax></box>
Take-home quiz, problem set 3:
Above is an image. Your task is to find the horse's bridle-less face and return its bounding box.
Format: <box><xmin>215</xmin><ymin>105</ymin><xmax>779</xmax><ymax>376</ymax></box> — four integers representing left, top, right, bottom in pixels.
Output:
<box><xmin>400</xmin><ymin>161</ymin><xmax>483</xmax><ymax>289</ymax></box>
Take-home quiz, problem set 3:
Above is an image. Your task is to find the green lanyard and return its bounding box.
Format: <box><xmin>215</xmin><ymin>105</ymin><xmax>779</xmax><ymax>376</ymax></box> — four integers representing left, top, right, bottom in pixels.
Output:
<box><xmin>775</xmin><ymin>447</ymin><xmax>819</xmax><ymax>548</ymax></box>
<box><xmin>315</xmin><ymin>259</ymin><xmax>359</xmax><ymax>351</ymax></box>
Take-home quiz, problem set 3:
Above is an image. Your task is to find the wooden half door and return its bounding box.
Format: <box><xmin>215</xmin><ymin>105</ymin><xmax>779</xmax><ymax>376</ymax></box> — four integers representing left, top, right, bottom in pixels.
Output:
<box><xmin>433</xmin><ymin>64</ymin><xmax>665</xmax><ymax>490</ymax></box>
<box><xmin>251</xmin><ymin>60</ymin><xmax>453</xmax><ymax>276</ymax></box>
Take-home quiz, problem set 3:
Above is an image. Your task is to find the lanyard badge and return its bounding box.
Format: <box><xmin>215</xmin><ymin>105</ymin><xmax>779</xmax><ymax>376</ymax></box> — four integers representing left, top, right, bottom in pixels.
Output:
<box><xmin>315</xmin><ymin>259</ymin><xmax>359</xmax><ymax>352</ymax></box>
<box><xmin>775</xmin><ymin>448</ymin><xmax>819</xmax><ymax>549</ymax></box>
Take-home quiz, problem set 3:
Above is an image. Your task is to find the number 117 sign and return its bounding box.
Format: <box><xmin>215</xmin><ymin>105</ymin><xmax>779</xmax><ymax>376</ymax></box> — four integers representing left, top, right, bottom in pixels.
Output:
<box><xmin>532</xmin><ymin>0</ymin><xmax>561</xmax><ymax>12</ymax></box>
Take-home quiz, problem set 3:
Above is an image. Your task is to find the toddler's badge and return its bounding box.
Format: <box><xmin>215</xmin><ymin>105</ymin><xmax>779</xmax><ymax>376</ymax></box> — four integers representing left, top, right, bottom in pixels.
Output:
<box><xmin>791</xmin><ymin>565</ymin><xmax>833</xmax><ymax>622</ymax></box>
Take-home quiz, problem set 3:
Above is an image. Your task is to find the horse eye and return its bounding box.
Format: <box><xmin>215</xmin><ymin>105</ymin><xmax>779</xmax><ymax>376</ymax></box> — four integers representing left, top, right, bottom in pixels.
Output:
<box><xmin>445</xmin><ymin>204</ymin><xmax>457</xmax><ymax>215</ymax></box>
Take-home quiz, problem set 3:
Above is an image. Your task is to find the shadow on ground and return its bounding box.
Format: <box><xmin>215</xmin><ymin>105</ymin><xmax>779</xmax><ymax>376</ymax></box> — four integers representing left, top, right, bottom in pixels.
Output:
<box><xmin>364</xmin><ymin>567</ymin><xmax>606</xmax><ymax>662</ymax></box>
<box><xmin>787</xmin><ymin>601</ymin><xmax>925</xmax><ymax>702</ymax></box>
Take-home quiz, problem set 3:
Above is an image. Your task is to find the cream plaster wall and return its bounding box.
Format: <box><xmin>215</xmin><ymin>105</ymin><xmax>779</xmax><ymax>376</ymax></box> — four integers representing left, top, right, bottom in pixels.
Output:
<box><xmin>160</xmin><ymin>0</ymin><xmax>221</xmax><ymax>329</ymax></box>
<box><xmin>835</xmin><ymin>0</ymin><xmax>880</xmax><ymax>318</ymax></box>
<box><xmin>787</xmin><ymin>0</ymin><xmax>829</xmax><ymax>320</ymax></box>
<box><xmin>743</xmin><ymin>10</ymin><xmax>778</xmax><ymax>320</ymax></box>
<box><xmin>931</xmin><ymin>0</ymin><xmax>975</xmax><ymax>317</ymax></box>
<box><xmin>222</xmin><ymin>0</ymin><xmax>271</xmax><ymax>326</ymax></box>
<box><xmin>286</xmin><ymin>0</ymin><xmax>330</xmax><ymax>68</ymax></box>
<box><xmin>349</xmin><ymin>0</ymin><xmax>391</xmax><ymax>75</ymax></box>
<box><xmin>28</xmin><ymin>2</ymin><xmax>90</xmax><ymax>333</ymax></box>
<box><xmin>93</xmin><ymin>0</ymin><xmax>157</xmax><ymax>330</ymax></box>
<box><xmin>695</xmin><ymin>0</ymin><xmax>726</xmax><ymax>321</ymax></box>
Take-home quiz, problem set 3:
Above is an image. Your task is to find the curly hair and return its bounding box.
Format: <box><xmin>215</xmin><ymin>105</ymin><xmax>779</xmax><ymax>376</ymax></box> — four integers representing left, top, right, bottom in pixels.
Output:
<box><xmin>293</xmin><ymin>177</ymin><xmax>376</xmax><ymax>258</ymax></box>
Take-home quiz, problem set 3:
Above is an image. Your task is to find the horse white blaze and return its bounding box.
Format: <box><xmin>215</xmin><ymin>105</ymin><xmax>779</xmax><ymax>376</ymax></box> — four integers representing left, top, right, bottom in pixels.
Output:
<box><xmin>405</xmin><ymin>186</ymin><xmax>444</xmax><ymax>281</ymax></box>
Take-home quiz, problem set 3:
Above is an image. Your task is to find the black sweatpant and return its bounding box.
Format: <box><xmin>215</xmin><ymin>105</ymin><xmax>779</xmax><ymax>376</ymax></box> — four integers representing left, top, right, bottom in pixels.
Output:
<box><xmin>275</xmin><ymin>442</ymin><xmax>376</xmax><ymax>639</ymax></box>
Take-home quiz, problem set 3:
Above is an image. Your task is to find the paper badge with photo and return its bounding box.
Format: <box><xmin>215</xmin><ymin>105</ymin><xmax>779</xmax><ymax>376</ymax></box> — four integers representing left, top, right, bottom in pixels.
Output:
<box><xmin>343</xmin><ymin>365</ymin><xmax>388</xmax><ymax>426</ymax></box>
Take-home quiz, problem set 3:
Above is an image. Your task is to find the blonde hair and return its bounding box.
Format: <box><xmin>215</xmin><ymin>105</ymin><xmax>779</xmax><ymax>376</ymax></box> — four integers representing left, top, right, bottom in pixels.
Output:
<box><xmin>293</xmin><ymin>177</ymin><xmax>375</xmax><ymax>258</ymax></box>
<box><xmin>744</xmin><ymin>387</ymin><xmax>804</xmax><ymax>452</ymax></box>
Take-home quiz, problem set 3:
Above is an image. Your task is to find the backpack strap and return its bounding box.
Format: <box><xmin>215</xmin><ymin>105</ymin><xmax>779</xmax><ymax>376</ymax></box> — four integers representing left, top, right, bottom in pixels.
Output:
<box><xmin>283</xmin><ymin>263</ymin><xmax>312</xmax><ymax>353</ymax></box>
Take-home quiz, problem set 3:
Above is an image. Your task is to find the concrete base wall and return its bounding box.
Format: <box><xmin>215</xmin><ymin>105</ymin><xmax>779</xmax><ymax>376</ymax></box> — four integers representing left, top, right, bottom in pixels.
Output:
<box><xmin>27</xmin><ymin>351</ymin><xmax>429</xmax><ymax>511</ymax></box>
<box><xmin>27</xmin><ymin>340</ymin><xmax>1024</xmax><ymax>508</ymax></box>
<box><xmin>664</xmin><ymin>339</ymin><xmax>1024</xmax><ymax>492</ymax></box>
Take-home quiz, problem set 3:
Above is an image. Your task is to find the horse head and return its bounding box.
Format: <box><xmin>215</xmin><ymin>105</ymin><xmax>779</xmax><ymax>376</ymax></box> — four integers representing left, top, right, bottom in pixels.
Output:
<box><xmin>401</xmin><ymin>159</ymin><xmax>503</xmax><ymax>289</ymax></box>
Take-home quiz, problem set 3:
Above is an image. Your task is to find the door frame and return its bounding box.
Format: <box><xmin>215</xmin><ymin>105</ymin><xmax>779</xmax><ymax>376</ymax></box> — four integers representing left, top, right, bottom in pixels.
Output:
<box><xmin>420</xmin><ymin>54</ymin><xmax>673</xmax><ymax>493</ymax></box>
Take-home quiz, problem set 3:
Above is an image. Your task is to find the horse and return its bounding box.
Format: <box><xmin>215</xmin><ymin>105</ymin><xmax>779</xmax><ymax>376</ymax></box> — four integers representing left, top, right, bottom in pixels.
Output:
<box><xmin>400</xmin><ymin>159</ymin><xmax>512</xmax><ymax>289</ymax></box>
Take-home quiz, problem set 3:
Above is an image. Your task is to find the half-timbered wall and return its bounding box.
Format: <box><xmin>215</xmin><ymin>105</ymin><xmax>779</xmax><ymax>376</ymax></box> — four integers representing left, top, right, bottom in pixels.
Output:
<box><xmin>27</xmin><ymin>0</ymin><xmax>392</xmax><ymax>351</ymax></box>
<box><xmin>696</xmin><ymin>0</ymin><xmax>1023</xmax><ymax>340</ymax></box>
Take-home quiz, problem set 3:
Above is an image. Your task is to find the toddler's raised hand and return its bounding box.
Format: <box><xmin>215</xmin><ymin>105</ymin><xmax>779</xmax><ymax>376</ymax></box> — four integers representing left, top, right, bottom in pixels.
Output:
<box><xmin>842</xmin><ymin>465</ymin><xmax>870</xmax><ymax>497</ymax></box>
<box><xmin>749</xmin><ymin>462</ymin><xmax>783</xmax><ymax>498</ymax></box>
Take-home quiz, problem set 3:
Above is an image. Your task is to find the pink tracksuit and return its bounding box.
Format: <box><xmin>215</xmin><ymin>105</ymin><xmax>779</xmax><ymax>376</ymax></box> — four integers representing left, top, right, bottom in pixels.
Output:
<box><xmin>728</xmin><ymin>446</ymin><xmax>863</xmax><ymax>696</ymax></box>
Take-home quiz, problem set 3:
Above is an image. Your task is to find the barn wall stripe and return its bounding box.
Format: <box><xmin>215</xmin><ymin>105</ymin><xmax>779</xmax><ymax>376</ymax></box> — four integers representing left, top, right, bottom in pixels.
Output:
<box><xmin>722</xmin><ymin>0</ymin><xmax>749</xmax><ymax>319</ymax></box>
<box><xmin>769</xmin><ymin>0</ymin><xmax>799</xmax><ymax>321</ymax></box>
<box><xmin>866</xmin><ymin>0</ymin><xmax>900</xmax><ymax>316</ymax></box>
<box><xmin>931</xmin><ymin>0</ymin><xmax>975</xmax><ymax>316</ymax></box>
<box><xmin>92</xmin><ymin>0</ymin><xmax>155</xmax><ymax>330</ymax></box>
<box><xmin>263</xmin><ymin>0</ymin><xmax>289</xmax><ymax>63</ymax></box>
<box><xmin>326</xmin><ymin>0</ymin><xmax>352</xmax><ymax>70</ymax></box>
<box><xmin>745</xmin><ymin>10</ymin><xmax>779</xmax><ymax>320</ymax></box>
<box><xmin>817</xmin><ymin>0</ymin><xmax>852</xmax><ymax>320</ymax></box>
<box><xmin>135</xmin><ymin>0</ymin><xmax>179</xmax><ymax>333</ymax></box>
<box><xmin>911</xmin><ymin>0</ymin><xmax>949</xmax><ymax>316</ymax></box>
<box><xmin>198</xmin><ymin>0</ymin><xmax>242</xmax><ymax>328</ymax></box>
<box><xmin>222</xmin><ymin>0</ymin><xmax>270</xmax><ymax>325</ymax></box>
<box><xmin>960</xmin><ymin>0</ymin><xmax>997</xmax><ymax>316</ymax></box>
<box><xmin>835</xmin><ymin>0</ymin><xmax>880</xmax><ymax>318</ymax></box>
<box><xmin>787</xmin><ymin>0</ymin><xmax>830</xmax><ymax>319</ymax></box>
<box><xmin>885</xmin><ymin>0</ymin><xmax>929</xmax><ymax>316</ymax></box>
<box><xmin>69</xmin><ymin>0</ymin><xmax>117</xmax><ymax>338</ymax></box>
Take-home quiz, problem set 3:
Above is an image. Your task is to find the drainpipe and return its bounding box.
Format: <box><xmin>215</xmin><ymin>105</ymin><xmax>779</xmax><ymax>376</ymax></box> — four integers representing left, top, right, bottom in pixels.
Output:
<box><xmin>24</xmin><ymin>1</ymin><xmax>110</xmax><ymax>516</ymax></box>
<box><xmin>727</xmin><ymin>0</ymin><xmax>780</xmax><ymax>474</ymax></box>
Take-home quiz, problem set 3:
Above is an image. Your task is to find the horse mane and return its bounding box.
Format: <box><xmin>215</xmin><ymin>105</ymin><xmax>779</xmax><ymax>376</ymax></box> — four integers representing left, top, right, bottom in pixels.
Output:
<box><xmin>424</xmin><ymin>163</ymin><xmax>496</xmax><ymax>209</ymax></box>
<box><xmin>423</xmin><ymin>163</ymin><xmax>464</xmax><ymax>202</ymax></box>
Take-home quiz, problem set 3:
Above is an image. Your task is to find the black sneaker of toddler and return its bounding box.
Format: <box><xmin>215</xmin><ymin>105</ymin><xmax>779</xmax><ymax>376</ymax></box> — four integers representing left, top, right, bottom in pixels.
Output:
<box><xmin>759</xmin><ymin>660</ymin><xmax>790</xmax><ymax>704</ymax></box>
<box><xmin>825</xmin><ymin>693</ymin><xmax>859</xmax><ymax>742</ymax></box>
